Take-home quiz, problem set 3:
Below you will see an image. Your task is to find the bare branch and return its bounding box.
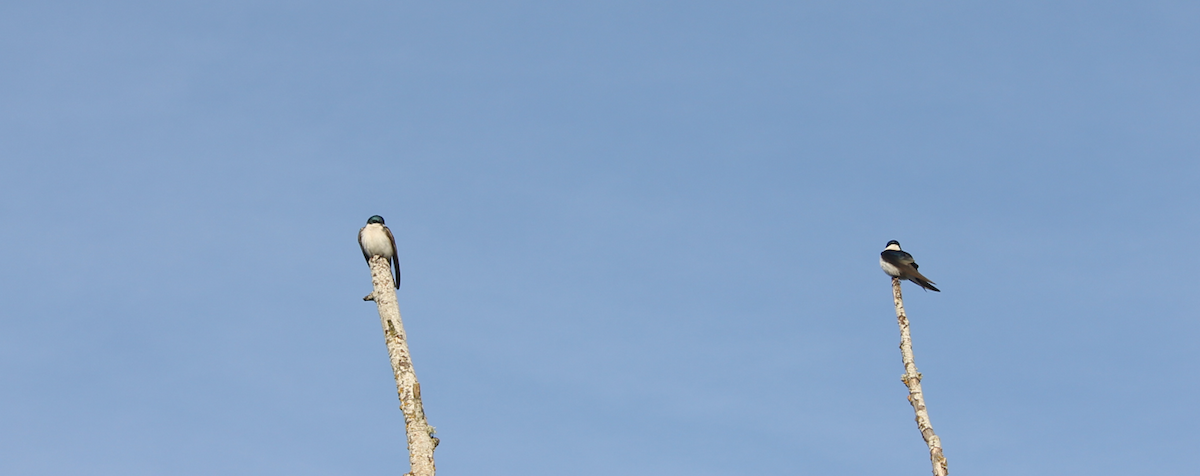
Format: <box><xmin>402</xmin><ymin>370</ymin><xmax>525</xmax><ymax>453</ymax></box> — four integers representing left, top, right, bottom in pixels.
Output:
<box><xmin>367</xmin><ymin>255</ymin><xmax>436</xmax><ymax>476</ymax></box>
<box><xmin>892</xmin><ymin>277</ymin><xmax>948</xmax><ymax>476</ymax></box>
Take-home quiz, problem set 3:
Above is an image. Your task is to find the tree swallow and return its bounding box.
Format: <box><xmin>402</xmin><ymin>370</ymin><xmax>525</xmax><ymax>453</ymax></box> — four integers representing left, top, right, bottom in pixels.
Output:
<box><xmin>358</xmin><ymin>215</ymin><xmax>401</xmax><ymax>288</ymax></box>
<box><xmin>880</xmin><ymin>240</ymin><xmax>939</xmax><ymax>292</ymax></box>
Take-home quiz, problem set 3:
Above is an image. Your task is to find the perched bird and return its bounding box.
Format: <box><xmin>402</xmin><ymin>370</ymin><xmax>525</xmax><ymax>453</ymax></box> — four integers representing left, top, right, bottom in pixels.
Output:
<box><xmin>358</xmin><ymin>215</ymin><xmax>401</xmax><ymax>288</ymax></box>
<box><xmin>880</xmin><ymin>240</ymin><xmax>939</xmax><ymax>292</ymax></box>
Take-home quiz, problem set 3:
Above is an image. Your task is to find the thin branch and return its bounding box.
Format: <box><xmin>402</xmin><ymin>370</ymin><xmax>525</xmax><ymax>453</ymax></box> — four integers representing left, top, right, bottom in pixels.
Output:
<box><xmin>367</xmin><ymin>255</ymin><xmax>437</xmax><ymax>476</ymax></box>
<box><xmin>892</xmin><ymin>277</ymin><xmax>948</xmax><ymax>476</ymax></box>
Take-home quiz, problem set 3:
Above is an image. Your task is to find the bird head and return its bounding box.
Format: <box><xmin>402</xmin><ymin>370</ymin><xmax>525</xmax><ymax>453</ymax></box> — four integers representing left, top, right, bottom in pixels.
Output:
<box><xmin>367</xmin><ymin>215</ymin><xmax>386</xmax><ymax>225</ymax></box>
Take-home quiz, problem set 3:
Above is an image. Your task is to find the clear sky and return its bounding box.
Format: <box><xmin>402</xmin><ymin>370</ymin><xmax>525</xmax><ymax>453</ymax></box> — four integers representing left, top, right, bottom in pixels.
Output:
<box><xmin>2</xmin><ymin>2</ymin><xmax>1198</xmax><ymax>475</ymax></box>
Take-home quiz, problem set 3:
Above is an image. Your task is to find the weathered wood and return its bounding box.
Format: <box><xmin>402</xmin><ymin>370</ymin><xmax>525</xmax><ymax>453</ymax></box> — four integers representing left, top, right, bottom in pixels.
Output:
<box><xmin>892</xmin><ymin>277</ymin><xmax>948</xmax><ymax>476</ymax></box>
<box><xmin>368</xmin><ymin>255</ymin><xmax>437</xmax><ymax>476</ymax></box>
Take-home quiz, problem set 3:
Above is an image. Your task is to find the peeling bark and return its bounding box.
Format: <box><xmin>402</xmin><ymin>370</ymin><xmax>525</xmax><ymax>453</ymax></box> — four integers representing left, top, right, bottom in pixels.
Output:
<box><xmin>367</xmin><ymin>256</ymin><xmax>437</xmax><ymax>476</ymax></box>
<box><xmin>892</xmin><ymin>277</ymin><xmax>948</xmax><ymax>476</ymax></box>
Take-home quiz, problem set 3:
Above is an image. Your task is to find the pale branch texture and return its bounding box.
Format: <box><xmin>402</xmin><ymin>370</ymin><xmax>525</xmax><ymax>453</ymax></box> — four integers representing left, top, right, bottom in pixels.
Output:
<box><xmin>892</xmin><ymin>277</ymin><xmax>948</xmax><ymax>476</ymax></box>
<box><xmin>367</xmin><ymin>255</ymin><xmax>437</xmax><ymax>476</ymax></box>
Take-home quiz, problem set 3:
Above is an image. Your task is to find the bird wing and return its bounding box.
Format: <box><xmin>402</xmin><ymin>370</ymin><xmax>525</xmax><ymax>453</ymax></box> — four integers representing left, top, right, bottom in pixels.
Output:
<box><xmin>880</xmin><ymin>249</ymin><xmax>916</xmax><ymax>267</ymax></box>
<box><xmin>384</xmin><ymin>225</ymin><xmax>401</xmax><ymax>289</ymax></box>
<box><xmin>908</xmin><ymin>269</ymin><xmax>940</xmax><ymax>292</ymax></box>
<box><xmin>357</xmin><ymin>226</ymin><xmax>370</xmax><ymax>262</ymax></box>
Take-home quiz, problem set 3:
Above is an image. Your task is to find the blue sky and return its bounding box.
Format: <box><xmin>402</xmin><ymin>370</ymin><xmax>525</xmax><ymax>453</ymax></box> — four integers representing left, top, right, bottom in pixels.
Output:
<box><xmin>2</xmin><ymin>2</ymin><xmax>1198</xmax><ymax>474</ymax></box>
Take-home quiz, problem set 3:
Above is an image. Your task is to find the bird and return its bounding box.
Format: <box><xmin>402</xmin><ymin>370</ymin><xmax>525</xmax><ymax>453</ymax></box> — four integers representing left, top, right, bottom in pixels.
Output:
<box><xmin>880</xmin><ymin>240</ymin><xmax>939</xmax><ymax>292</ymax></box>
<box><xmin>358</xmin><ymin>215</ymin><xmax>401</xmax><ymax>288</ymax></box>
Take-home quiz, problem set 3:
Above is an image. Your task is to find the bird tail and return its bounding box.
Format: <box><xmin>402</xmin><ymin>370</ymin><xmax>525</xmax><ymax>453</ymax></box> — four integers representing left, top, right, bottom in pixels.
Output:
<box><xmin>909</xmin><ymin>271</ymin><xmax>940</xmax><ymax>292</ymax></box>
<box><xmin>393</xmin><ymin>256</ymin><xmax>402</xmax><ymax>289</ymax></box>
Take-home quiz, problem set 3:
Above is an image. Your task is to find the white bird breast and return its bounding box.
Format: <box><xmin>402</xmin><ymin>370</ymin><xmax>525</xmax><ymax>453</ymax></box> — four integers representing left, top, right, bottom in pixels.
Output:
<box><xmin>880</xmin><ymin>257</ymin><xmax>902</xmax><ymax>277</ymax></box>
<box><xmin>360</xmin><ymin>224</ymin><xmax>395</xmax><ymax>258</ymax></box>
